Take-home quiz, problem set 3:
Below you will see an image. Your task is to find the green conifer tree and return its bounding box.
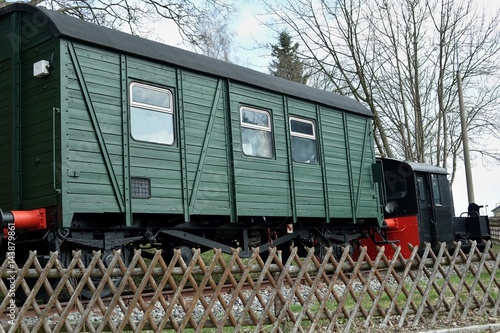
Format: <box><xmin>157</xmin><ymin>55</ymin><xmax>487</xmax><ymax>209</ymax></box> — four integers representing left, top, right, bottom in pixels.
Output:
<box><xmin>269</xmin><ymin>31</ymin><xmax>308</xmax><ymax>84</ymax></box>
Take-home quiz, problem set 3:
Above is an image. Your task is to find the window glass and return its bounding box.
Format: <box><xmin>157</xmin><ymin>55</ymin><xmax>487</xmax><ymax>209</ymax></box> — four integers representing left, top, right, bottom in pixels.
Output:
<box><xmin>241</xmin><ymin>108</ymin><xmax>270</xmax><ymax>128</ymax></box>
<box><xmin>384</xmin><ymin>169</ymin><xmax>407</xmax><ymax>199</ymax></box>
<box><xmin>240</xmin><ymin>107</ymin><xmax>274</xmax><ymax>158</ymax></box>
<box><xmin>290</xmin><ymin>117</ymin><xmax>317</xmax><ymax>164</ymax></box>
<box><xmin>131</xmin><ymin>107</ymin><xmax>174</xmax><ymax>144</ymax></box>
<box><xmin>417</xmin><ymin>176</ymin><xmax>427</xmax><ymax>204</ymax></box>
<box><xmin>130</xmin><ymin>83</ymin><xmax>174</xmax><ymax>145</ymax></box>
<box><xmin>431</xmin><ymin>174</ymin><xmax>442</xmax><ymax>205</ymax></box>
<box><xmin>291</xmin><ymin>119</ymin><xmax>314</xmax><ymax>136</ymax></box>
<box><xmin>131</xmin><ymin>84</ymin><xmax>171</xmax><ymax>109</ymax></box>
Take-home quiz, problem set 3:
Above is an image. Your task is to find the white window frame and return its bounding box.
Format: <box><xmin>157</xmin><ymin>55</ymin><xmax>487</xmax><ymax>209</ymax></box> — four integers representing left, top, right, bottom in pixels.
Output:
<box><xmin>240</xmin><ymin>107</ymin><xmax>272</xmax><ymax>132</ymax></box>
<box><xmin>289</xmin><ymin>117</ymin><xmax>316</xmax><ymax>140</ymax></box>
<box><xmin>239</xmin><ymin>106</ymin><xmax>274</xmax><ymax>158</ymax></box>
<box><xmin>130</xmin><ymin>82</ymin><xmax>173</xmax><ymax>112</ymax></box>
<box><xmin>289</xmin><ymin>117</ymin><xmax>318</xmax><ymax>164</ymax></box>
<box><xmin>129</xmin><ymin>82</ymin><xmax>174</xmax><ymax>145</ymax></box>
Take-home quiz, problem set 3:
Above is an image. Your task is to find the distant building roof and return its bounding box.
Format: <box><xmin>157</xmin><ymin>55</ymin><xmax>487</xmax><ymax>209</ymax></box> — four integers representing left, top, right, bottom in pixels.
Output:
<box><xmin>492</xmin><ymin>205</ymin><xmax>500</xmax><ymax>213</ymax></box>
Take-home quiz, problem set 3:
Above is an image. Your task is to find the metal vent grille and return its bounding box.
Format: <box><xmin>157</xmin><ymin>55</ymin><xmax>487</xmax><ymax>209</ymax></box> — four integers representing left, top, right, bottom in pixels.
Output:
<box><xmin>131</xmin><ymin>177</ymin><xmax>151</xmax><ymax>198</ymax></box>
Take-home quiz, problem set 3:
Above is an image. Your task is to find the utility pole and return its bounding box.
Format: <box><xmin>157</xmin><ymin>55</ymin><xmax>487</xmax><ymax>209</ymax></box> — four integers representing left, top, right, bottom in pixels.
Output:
<box><xmin>456</xmin><ymin>68</ymin><xmax>475</xmax><ymax>204</ymax></box>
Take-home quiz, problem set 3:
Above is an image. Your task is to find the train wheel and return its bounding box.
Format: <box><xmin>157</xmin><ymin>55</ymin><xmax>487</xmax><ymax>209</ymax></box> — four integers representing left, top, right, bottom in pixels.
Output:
<box><xmin>61</xmin><ymin>245</ymin><xmax>133</xmax><ymax>299</ymax></box>
<box><xmin>161</xmin><ymin>245</ymin><xmax>194</xmax><ymax>266</ymax></box>
<box><xmin>176</xmin><ymin>246</ymin><xmax>193</xmax><ymax>264</ymax></box>
<box><xmin>311</xmin><ymin>232</ymin><xmax>332</xmax><ymax>261</ymax></box>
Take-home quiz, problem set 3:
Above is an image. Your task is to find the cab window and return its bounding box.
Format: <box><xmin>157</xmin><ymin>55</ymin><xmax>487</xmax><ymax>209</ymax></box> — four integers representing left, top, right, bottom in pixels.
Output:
<box><xmin>431</xmin><ymin>174</ymin><xmax>442</xmax><ymax>205</ymax></box>
<box><xmin>290</xmin><ymin>117</ymin><xmax>317</xmax><ymax>164</ymax></box>
<box><xmin>417</xmin><ymin>176</ymin><xmax>427</xmax><ymax>204</ymax></box>
<box><xmin>240</xmin><ymin>107</ymin><xmax>274</xmax><ymax>158</ymax></box>
<box><xmin>130</xmin><ymin>83</ymin><xmax>174</xmax><ymax>145</ymax></box>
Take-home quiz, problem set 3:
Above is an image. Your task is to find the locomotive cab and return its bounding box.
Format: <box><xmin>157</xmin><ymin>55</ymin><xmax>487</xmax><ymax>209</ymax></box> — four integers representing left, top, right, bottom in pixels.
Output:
<box><xmin>363</xmin><ymin>158</ymin><xmax>456</xmax><ymax>259</ymax></box>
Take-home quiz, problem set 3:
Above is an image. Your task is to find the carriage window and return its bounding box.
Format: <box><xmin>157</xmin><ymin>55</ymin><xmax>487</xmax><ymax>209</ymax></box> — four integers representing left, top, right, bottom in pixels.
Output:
<box><xmin>130</xmin><ymin>83</ymin><xmax>174</xmax><ymax>145</ymax></box>
<box><xmin>240</xmin><ymin>107</ymin><xmax>274</xmax><ymax>158</ymax></box>
<box><xmin>290</xmin><ymin>117</ymin><xmax>317</xmax><ymax>164</ymax></box>
<box><xmin>431</xmin><ymin>174</ymin><xmax>442</xmax><ymax>205</ymax></box>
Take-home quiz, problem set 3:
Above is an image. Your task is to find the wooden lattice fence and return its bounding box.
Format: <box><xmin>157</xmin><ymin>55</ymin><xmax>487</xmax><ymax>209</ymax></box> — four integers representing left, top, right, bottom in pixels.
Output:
<box><xmin>491</xmin><ymin>217</ymin><xmax>500</xmax><ymax>242</ymax></box>
<box><xmin>1</xmin><ymin>241</ymin><xmax>499</xmax><ymax>333</ymax></box>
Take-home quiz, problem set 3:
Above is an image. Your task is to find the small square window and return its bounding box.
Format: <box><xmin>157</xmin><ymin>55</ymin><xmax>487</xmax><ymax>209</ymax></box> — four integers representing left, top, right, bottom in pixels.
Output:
<box><xmin>131</xmin><ymin>177</ymin><xmax>151</xmax><ymax>199</ymax></box>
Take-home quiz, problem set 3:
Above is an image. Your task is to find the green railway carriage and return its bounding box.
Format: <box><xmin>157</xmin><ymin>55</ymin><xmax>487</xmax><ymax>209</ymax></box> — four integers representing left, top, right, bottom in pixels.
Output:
<box><xmin>0</xmin><ymin>4</ymin><xmax>382</xmax><ymax>266</ymax></box>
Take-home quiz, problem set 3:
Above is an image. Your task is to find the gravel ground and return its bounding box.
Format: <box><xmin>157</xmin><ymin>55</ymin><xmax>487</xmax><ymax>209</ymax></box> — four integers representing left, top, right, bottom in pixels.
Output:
<box><xmin>11</xmin><ymin>290</ymin><xmax>499</xmax><ymax>332</ymax></box>
<box><xmin>7</xmin><ymin>258</ymin><xmax>499</xmax><ymax>332</ymax></box>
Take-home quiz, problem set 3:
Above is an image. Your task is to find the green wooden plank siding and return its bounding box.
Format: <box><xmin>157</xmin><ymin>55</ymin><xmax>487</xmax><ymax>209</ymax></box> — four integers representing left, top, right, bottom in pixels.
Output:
<box><xmin>127</xmin><ymin>57</ymin><xmax>183</xmax><ymax>214</ymax></box>
<box><xmin>320</xmin><ymin>110</ymin><xmax>379</xmax><ymax>220</ymax></box>
<box><xmin>0</xmin><ymin>10</ymin><xmax>13</xmax><ymax>210</ymax></box>
<box><xmin>230</xmin><ymin>84</ymin><xmax>292</xmax><ymax>217</ymax></box>
<box><xmin>288</xmin><ymin>98</ymin><xmax>325</xmax><ymax>217</ymax></box>
<box><xmin>65</xmin><ymin>46</ymin><xmax>380</xmax><ymax>222</ymax></box>
<box><xmin>0</xmin><ymin>56</ymin><xmax>12</xmax><ymax>209</ymax></box>
<box><xmin>345</xmin><ymin>114</ymin><xmax>379</xmax><ymax>218</ymax></box>
<box><xmin>16</xmin><ymin>13</ymin><xmax>59</xmax><ymax>210</ymax></box>
<box><xmin>181</xmin><ymin>72</ymin><xmax>231</xmax><ymax>216</ymax></box>
<box><xmin>63</xmin><ymin>43</ymin><xmax>124</xmax><ymax>218</ymax></box>
<box><xmin>322</xmin><ymin>110</ymin><xmax>355</xmax><ymax>218</ymax></box>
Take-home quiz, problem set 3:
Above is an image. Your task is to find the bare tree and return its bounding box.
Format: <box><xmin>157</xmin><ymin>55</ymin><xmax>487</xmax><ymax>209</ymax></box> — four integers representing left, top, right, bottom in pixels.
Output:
<box><xmin>264</xmin><ymin>0</ymin><xmax>500</xmax><ymax>181</ymax></box>
<box><xmin>263</xmin><ymin>0</ymin><xmax>395</xmax><ymax>157</ymax></box>
<box><xmin>190</xmin><ymin>7</ymin><xmax>235</xmax><ymax>62</ymax></box>
<box><xmin>0</xmin><ymin>0</ymin><xmax>234</xmax><ymax>45</ymax></box>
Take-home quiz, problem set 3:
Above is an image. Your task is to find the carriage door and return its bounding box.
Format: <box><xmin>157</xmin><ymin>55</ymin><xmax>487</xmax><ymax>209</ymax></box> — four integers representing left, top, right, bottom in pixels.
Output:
<box><xmin>416</xmin><ymin>173</ymin><xmax>436</xmax><ymax>246</ymax></box>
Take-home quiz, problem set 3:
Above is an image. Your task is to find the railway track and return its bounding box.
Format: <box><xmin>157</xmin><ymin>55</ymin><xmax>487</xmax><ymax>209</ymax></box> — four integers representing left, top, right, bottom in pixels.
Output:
<box><xmin>10</xmin><ymin>264</ymin><xmax>391</xmax><ymax>321</ymax></box>
<box><xmin>7</xmin><ymin>278</ymin><xmax>277</xmax><ymax>319</ymax></box>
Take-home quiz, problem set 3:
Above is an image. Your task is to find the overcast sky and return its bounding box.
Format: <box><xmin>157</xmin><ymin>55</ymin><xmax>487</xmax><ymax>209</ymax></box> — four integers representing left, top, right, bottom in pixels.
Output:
<box><xmin>453</xmin><ymin>156</ymin><xmax>500</xmax><ymax>216</ymax></box>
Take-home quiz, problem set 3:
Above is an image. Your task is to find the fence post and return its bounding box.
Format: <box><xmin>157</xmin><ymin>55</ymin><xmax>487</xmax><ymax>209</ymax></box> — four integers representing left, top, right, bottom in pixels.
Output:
<box><xmin>274</xmin><ymin>250</ymin><xmax>283</xmax><ymax>319</ymax></box>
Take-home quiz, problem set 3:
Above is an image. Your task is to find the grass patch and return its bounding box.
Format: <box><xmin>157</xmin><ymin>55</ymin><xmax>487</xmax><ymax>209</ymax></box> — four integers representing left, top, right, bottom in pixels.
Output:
<box><xmin>490</xmin><ymin>241</ymin><xmax>500</xmax><ymax>254</ymax></box>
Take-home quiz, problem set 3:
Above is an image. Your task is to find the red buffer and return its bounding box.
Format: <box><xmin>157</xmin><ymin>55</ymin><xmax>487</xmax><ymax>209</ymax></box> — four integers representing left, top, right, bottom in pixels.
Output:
<box><xmin>0</xmin><ymin>208</ymin><xmax>47</xmax><ymax>232</ymax></box>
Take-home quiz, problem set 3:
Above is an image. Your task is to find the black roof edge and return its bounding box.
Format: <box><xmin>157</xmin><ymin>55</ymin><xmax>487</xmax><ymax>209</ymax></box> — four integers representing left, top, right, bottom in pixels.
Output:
<box><xmin>0</xmin><ymin>3</ymin><xmax>372</xmax><ymax>118</ymax></box>
<box><xmin>379</xmin><ymin>157</ymin><xmax>448</xmax><ymax>175</ymax></box>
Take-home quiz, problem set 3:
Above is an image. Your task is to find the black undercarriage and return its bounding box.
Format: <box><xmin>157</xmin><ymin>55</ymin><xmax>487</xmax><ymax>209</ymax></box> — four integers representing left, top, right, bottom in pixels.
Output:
<box><xmin>6</xmin><ymin>216</ymin><xmax>378</xmax><ymax>265</ymax></box>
